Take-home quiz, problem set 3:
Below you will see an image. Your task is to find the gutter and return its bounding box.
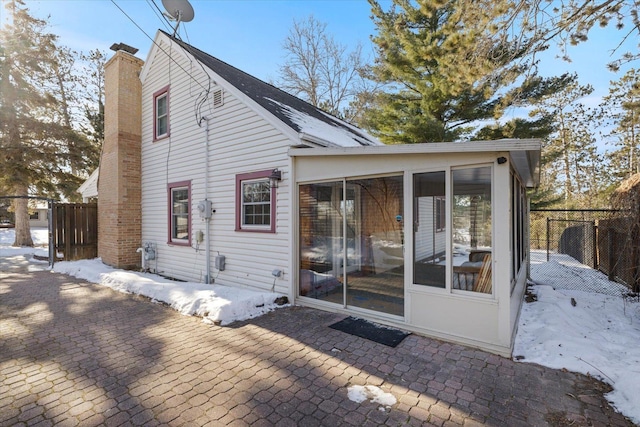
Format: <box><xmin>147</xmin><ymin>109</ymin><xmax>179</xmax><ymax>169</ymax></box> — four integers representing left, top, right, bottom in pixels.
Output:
<box><xmin>298</xmin><ymin>132</ymin><xmax>331</xmax><ymax>147</ymax></box>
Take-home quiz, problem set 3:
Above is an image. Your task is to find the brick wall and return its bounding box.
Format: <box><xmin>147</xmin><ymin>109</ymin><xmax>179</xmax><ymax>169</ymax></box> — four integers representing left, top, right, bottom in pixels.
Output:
<box><xmin>98</xmin><ymin>51</ymin><xmax>145</xmax><ymax>269</ymax></box>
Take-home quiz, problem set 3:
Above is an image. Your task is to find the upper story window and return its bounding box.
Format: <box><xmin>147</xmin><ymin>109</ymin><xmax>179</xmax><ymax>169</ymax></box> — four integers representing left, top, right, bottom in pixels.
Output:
<box><xmin>154</xmin><ymin>86</ymin><xmax>170</xmax><ymax>141</ymax></box>
<box><xmin>168</xmin><ymin>180</ymin><xmax>191</xmax><ymax>245</ymax></box>
<box><xmin>235</xmin><ymin>170</ymin><xmax>276</xmax><ymax>233</ymax></box>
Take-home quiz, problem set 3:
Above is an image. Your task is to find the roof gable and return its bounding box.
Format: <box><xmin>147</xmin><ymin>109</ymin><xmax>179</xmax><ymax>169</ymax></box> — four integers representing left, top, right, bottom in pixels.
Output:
<box><xmin>78</xmin><ymin>168</ymin><xmax>99</xmax><ymax>198</ymax></box>
<box><xmin>158</xmin><ymin>30</ymin><xmax>382</xmax><ymax>148</ymax></box>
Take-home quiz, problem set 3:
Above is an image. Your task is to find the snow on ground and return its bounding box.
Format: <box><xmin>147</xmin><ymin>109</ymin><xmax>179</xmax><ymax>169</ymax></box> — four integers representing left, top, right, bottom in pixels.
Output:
<box><xmin>347</xmin><ymin>385</ymin><xmax>396</xmax><ymax>410</ymax></box>
<box><xmin>0</xmin><ymin>227</ymin><xmax>48</xmax><ymax>258</ymax></box>
<box><xmin>517</xmin><ymin>250</ymin><xmax>640</xmax><ymax>424</ymax></box>
<box><xmin>2</xmin><ymin>229</ymin><xmax>639</xmax><ymax>423</ymax></box>
<box><xmin>52</xmin><ymin>258</ymin><xmax>286</xmax><ymax>325</ymax></box>
<box><xmin>0</xmin><ymin>228</ymin><xmax>287</xmax><ymax>325</ymax></box>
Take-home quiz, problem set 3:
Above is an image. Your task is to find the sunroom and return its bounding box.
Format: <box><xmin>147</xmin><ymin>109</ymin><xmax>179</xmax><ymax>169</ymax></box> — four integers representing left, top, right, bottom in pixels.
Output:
<box><xmin>290</xmin><ymin>139</ymin><xmax>540</xmax><ymax>356</ymax></box>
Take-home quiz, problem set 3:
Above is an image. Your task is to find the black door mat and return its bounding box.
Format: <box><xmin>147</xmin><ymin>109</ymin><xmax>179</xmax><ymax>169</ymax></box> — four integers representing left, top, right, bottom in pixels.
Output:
<box><xmin>329</xmin><ymin>316</ymin><xmax>410</xmax><ymax>347</ymax></box>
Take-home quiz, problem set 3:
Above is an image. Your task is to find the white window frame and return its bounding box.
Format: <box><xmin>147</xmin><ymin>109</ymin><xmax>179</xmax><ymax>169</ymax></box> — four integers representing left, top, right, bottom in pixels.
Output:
<box><xmin>154</xmin><ymin>86</ymin><xmax>170</xmax><ymax>141</ymax></box>
<box><xmin>168</xmin><ymin>181</ymin><xmax>191</xmax><ymax>245</ymax></box>
<box><xmin>235</xmin><ymin>170</ymin><xmax>276</xmax><ymax>233</ymax></box>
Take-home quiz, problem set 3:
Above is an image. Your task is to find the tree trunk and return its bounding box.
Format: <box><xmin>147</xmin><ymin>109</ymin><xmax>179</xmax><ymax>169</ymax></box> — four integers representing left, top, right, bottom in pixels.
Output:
<box><xmin>13</xmin><ymin>190</ymin><xmax>34</xmax><ymax>247</ymax></box>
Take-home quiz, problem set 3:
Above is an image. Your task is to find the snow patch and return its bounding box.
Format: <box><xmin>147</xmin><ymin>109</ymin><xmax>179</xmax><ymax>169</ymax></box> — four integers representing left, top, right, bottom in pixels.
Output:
<box><xmin>518</xmin><ymin>253</ymin><xmax>640</xmax><ymax>424</ymax></box>
<box><xmin>266</xmin><ymin>98</ymin><xmax>382</xmax><ymax>147</ymax></box>
<box><xmin>52</xmin><ymin>258</ymin><xmax>288</xmax><ymax>326</ymax></box>
<box><xmin>0</xmin><ymin>228</ymin><xmax>49</xmax><ymax>258</ymax></box>
<box><xmin>347</xmin><ymin>385</ymin><xmax>396</xmax><ymax>409</ymax></box>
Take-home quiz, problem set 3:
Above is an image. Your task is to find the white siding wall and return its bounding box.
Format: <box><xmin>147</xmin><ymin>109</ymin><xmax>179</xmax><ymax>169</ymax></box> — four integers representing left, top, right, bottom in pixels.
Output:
<box><xmin>414</xmin><ymin>198</ymin><xmax>445</xmax><ymax>261</ymax></box>
<box><xmin>29</xmin><ymin>209</ymin><xmax>49</xmax><ymax>228</ymax></box>
<box><xmin>140</xmin><ymin>38</ymin><xmax>292</xmax><ymax>295</ymax></box>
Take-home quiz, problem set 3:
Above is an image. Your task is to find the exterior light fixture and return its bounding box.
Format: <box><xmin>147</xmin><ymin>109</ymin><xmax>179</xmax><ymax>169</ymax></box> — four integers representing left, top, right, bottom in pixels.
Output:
<box><xmin>269</xmin><ymin>169</ymin><xmax>282</xmax><ymax>188</ymax></box>
<box><xmin>497</xmin><ymin>156</ymin><xmax>507</xmax><ymax>165</ymax></box>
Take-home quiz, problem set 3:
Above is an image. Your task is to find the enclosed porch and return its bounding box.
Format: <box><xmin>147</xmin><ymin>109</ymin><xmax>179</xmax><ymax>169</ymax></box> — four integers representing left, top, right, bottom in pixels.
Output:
<box><xmin>290</xmin><ymin>140</ymin><xmax>540</xmax><ymax>355</ymax></box>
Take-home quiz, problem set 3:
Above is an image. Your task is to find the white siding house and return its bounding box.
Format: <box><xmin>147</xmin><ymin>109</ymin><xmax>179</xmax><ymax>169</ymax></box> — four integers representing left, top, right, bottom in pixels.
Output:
<box><xmin>137</xmin><ymin>31</ymin><xmax>380</xmax><ymax>294</ymax></box>
<box><xmin>77</xmin><ymin>169</ymin><xmax>99</xmax><ymax>202</ymax></box>
<box><xmin>28</xmin><ymin>201</ymin><xmax>49</xmax><ymax>228</ymax></box>
<box><xmin>100</xmin><ymin>30</ymin><xmax>541</xmax><ymax>355</ymax></box>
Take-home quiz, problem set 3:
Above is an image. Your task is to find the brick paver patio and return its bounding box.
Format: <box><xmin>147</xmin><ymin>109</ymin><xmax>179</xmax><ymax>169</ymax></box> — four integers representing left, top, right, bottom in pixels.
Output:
<box><xmin>0</xmin><ymin>267</ymin><xmax>634</xmax><ymax>426</ymax></box>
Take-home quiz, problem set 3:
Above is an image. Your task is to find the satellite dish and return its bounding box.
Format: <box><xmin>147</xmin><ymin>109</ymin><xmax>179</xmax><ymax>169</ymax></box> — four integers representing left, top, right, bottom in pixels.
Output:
<box><xmin>162</xmin><ymin>0</ymin><xmax>194</xmax><ymax>22</ymax></box>
<box><xmin>162</xmin><ymin>0</ymin><xmax>194</xmax><ymax>35</ymax></box>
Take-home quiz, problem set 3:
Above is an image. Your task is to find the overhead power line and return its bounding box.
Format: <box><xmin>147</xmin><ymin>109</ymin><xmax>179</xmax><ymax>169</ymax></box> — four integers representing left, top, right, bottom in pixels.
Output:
<box><xmin>109</xmin><ymin>0</ymin><xmax>210</xmax><ymax>92</ymax></box>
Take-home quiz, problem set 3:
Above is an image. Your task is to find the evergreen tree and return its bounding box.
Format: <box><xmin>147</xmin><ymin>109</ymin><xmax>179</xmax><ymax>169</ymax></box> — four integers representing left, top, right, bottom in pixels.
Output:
<box><xmin>527</xmin><ymin>77</ymin><xmax>606</xmax><ymax>206</ymax></box>
<box><xmin>504</xmin><ymin>1</ymin><xmax>639</xmax><ymax>72</ymax></box>
<box><xmin>0</xmin><ymin>0</ymin><xmax>96</xmax><ymax>245</ymax></box>
<box><xmin>600</xmin><ymin>68</ymin><xmax>640</xmax><ymax>181</ymax></box>
<box><xmin>364</xmin><ymin>0</ymin><xmax>572</xmax><ymax>144</ymax></box>
<box><xmin>79</xmin><ymin>49</ymin><xmax>107</xmax><ymax>173</ymax></box>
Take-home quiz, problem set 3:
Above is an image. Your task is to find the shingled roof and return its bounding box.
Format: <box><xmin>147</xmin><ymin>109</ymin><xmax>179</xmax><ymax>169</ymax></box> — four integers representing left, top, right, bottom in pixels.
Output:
<box><xmin>161</xmin><ymin>30</ymin><xmax>382</xmax><ymax>147</ymax></box>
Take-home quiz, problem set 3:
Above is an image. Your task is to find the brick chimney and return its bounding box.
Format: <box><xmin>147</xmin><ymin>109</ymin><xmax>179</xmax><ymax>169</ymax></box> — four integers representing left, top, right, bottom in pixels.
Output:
<box><xmin>98</xmin><ymin>47</ymin><xmax>144</xmax><ymax>269</ymax></box>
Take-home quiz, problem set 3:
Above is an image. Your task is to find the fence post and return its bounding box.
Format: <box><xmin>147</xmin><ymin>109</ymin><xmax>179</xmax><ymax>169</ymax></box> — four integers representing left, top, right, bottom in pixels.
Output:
<box><xmin>608</xmin><ymin>228</ymin><xmax>616</xmax><ymax>281</ymax></box>
<box><xmin>592</xmin><ymin>222</ymin><xmax>598</xmax><ymax>269</ymax></box>
<box><xmin>632</xmin><ymin>222</ymin><xmax>640</xmax><ymax>294</ymax></box>
<box><xmin>48</xmin><ymin>200</ymin><xmax>55</xmax><ymax>267</ymax></box>
<box><xmin>64</xmin><ymin>205</ymin><xmax>72</xmax><ymax>261</ymax></box>
<box><xmin>546</xmin><ymin>217</ymin><xmax>550</xmax><ymax>262</ymax></box>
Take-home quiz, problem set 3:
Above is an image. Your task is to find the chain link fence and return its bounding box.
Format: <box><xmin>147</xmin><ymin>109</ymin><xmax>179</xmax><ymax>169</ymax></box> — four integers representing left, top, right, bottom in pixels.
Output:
<box><xmin>598</xmin><ymin>217</ymin><xmax>640</xmax><ymax>293</ymax></box>
<box><xmin>530</xmin><ymin>209</ymin><xmax>634</xmax><ymax>296</ymax></box>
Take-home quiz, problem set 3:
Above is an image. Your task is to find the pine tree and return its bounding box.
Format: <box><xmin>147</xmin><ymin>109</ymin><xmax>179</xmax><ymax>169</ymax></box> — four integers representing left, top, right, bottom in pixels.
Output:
<box><xmin>600</xmin><ymin>69</ymin><xmax>640</xmax><ymax>182</ymax></box>
<box><xmin>528</xmin><ymin>78</ymin><xmax>604</xmax><ymax>206</ymax></box>
<box><xmin>79</xmin><ymin>49</ymin><xmax>107</xmax><ymax>173</ymax></box>
<box><xmin>504</xmin><ymin>1</ymin><xmax>639</xmax><ymax>72</ymax></box>
<box><xmin>0</xmin><ymin>0</ymin><xmax>96</xmax><ymax>245</ymax></box>
<box><xmin>511</xmin><ymin>75</ymin><xmax>609</xmax><ymax>208</ymax></box>
<box><xmin>0</xmin><ymin>0</ymin><xmax>56</xmax><ymax>245</ymax></box>
<box><xmin>364</xmin><ymin>0</ymin><xmax>572</xmax><ymax>143</ymax></box>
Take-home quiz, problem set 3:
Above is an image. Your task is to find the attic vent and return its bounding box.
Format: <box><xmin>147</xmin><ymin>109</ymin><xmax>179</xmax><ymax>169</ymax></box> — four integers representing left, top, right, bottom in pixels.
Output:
<box><xmin>212</xmin><ymin>89</ymin><xmax>224</xmax><ymax>108</ymax></box>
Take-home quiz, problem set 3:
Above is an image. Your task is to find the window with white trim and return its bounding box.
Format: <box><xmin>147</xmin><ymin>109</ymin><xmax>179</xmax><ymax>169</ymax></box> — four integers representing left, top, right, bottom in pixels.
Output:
<box><xmin>154</xmin><ymin>86</ymin><xmax>170</xmax><ymax>140</ymax></box>
<box><xmin>168</xmin><ymin>181</ymin><xmax>190</xmax><ymax>245</ymax></box>
<box><xmin>243</xmin><ymin>180</ymin><xmax>271</xmax><ymax>225</ymax></box>
<box><xmin>235</xmin><ymin>170</ymin><xmax>276</xmax><ymax>233</ymax></box>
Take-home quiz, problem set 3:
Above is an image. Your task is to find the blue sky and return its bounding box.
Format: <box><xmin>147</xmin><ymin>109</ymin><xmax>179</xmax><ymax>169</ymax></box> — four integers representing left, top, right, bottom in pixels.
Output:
<box><xmin>19</xmin><ymin>0</ymin><xmax>385</xmax><ymax>83</ymax></box>
<box><xmin>6</xmin><ymin>1</ymin><xmax>637</xmax><ymax>120</ymax></box>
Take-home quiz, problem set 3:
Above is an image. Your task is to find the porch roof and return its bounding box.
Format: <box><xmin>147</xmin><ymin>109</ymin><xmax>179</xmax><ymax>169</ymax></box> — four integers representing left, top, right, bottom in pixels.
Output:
<box><xmin>288</xmin><ymin>138</ymin><xmax>541</xmax><ymax>188</ymax></box>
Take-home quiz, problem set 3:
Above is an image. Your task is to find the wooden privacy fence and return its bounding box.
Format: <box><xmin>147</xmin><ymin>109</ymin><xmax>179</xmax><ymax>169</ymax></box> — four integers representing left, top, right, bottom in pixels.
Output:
<box><xmin>53</xmin><ymin>203</ymin><xmax>97</xmax><ymax>261</ymax></box>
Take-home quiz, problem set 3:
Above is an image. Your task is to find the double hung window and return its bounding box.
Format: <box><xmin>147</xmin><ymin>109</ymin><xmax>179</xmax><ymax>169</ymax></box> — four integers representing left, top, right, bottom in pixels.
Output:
<box><xmin>236</xmin><ymin>171</ymin><xmax>276</xmax><ymax>233</ymax></box>
<box><xmin>168</xmin><ymin>181</ymin><xmax>190</xmax><ymax>245</ymax></box>
<box><xmin>154</xmin><ymin>86</ymin><xmax>170</xmax><ymax>140</ymax></box>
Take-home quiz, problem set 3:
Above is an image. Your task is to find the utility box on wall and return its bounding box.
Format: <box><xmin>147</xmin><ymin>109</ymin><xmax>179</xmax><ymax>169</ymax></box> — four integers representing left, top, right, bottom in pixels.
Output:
<box><xmin>197</xmin><ymin>200</ymin><xmax>213</xmax><ymax>219</ymax></box>
<box><xmin>214</xmin><ymin>255</ymin><xmax>225</xmax><ymax>271</ymax></box>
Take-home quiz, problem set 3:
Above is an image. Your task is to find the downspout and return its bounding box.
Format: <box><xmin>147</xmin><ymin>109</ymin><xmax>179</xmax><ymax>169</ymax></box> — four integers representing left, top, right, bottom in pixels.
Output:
<box><xmin>136</xmin><ymin>247</ymin><xmax>146</xmax><ymax>271</ymax></box>
<box><xmin>204</xmin><ymin>116</ymin><xmax>212</xmax><ymax>284</ymax></box>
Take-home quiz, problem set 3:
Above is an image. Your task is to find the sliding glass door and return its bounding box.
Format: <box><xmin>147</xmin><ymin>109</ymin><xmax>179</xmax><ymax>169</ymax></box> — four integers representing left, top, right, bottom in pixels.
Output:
<box><xmin>299</xmin><ymin>176</ymin><xmax>404</xmax><ymax>317</ymax></box>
